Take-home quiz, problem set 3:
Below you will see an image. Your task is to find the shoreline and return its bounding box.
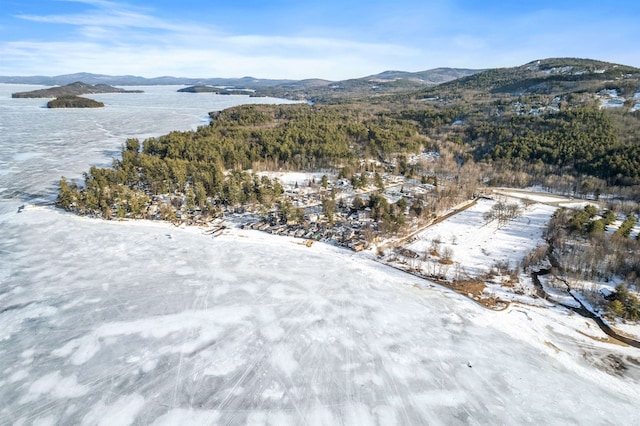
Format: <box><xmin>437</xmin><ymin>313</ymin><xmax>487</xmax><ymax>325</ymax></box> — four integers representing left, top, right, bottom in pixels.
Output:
<box><xmin>15</xmin><ymin>202</ymin><xmax>640</xmax><ymax>348</ymax></box>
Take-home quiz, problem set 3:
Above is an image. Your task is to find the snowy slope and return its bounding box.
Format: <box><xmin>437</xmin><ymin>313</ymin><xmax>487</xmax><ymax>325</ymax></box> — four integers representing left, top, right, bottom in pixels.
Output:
<box><xmin>1</xmin><ymin>206</ymin><xmax>639</xmax><ymax>425</ymax></box>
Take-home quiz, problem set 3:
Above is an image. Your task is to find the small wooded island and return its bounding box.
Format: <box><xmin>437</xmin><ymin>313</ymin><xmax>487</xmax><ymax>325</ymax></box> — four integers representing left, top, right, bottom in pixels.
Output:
<box><xmin>47</xmin><ymin>95</ymin><xmax>104</xmax><ymax>108</ymax></box>
<box><xmin>12</xmin><ymin>81</ymin><xmax>143</xmax><ymax>98</ymax></box>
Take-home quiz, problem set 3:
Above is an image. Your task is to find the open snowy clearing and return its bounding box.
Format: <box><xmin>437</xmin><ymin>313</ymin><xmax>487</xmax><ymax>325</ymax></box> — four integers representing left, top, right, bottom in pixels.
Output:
<box><xmin>2</xmin><ymin>205</ymin><xmax>640</xmax><ymax>425</ymax></box>
<box><xmin>492</xmin><ymin>188</ymin><xmax>597</xmax><ymax>208</ymax></box>
<box><xmin>256</xmin><ymin>171</ymin><xmax>331</xmax><ymax>188</ymax></box>
<box><xmin>405</xmin><ymin>198</ymin><xmax>556</xmax><ymax>281</ymax></box>
<box><xmin>402</xmin><ymin>196</ymin><xmax>640</xmax><ymax>337</ymax></box>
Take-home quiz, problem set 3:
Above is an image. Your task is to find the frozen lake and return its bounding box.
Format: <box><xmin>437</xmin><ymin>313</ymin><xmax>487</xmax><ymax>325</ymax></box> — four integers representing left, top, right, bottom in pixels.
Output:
<box><xmin>1</xmin><ymin>84</ymin><xmax>639</xmax><ymax>425</ymax></box>
<box><xmin>0</xmin><ymin>84</ymin><xmax>297</xmax><ymax>203</ymax></box>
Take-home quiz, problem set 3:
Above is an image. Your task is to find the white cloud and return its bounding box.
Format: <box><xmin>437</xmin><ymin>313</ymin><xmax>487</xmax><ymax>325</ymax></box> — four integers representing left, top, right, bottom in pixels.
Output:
<box><xmin>17</xmin><ymin>9</ymin><xmax>187</xmax><ymax>33</ymax></box>
<box><xmin>5</xmin><ymin>0</ymin><xmax>637</xmax><ymax>79</ymax></box>
<box><xmin>225</xmin><ymin>35</ymin><xmax>419</xmax><ymax>56</ymax></box>
<box><xmin>59</xmin><ymin>0</ymin><xmax>122</xmax><ymax>7</ymax></box>
<box><xmin>3</xmin><ymin>0</ymin><xmax>426</xmax><ymax>79</ymax></box>
<box><xmin>0</xmin><ymin>38</ymin><xmax>422</xmax><ymax>80</ymax></box>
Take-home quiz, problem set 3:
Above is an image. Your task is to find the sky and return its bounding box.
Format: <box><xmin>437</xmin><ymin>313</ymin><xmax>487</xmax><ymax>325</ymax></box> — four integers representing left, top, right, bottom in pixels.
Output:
<box><xmin>0</xmin><ymin>0</ymin><xmax>638</xmax><ymax>80</ymax></box>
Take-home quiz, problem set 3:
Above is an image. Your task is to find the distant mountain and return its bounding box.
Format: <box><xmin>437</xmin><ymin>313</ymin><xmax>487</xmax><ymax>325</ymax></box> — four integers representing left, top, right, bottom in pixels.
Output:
<box><xmin>12</xmin><ymin>81</ymin><xmax>144</xmax><ymax>98</ymax></box>
<box><xmin>177</xmin><ymin>85</ymin><xmax>254</xmax><ymax>95</ymax></box>
<box><xmin>251</xmin><ymin>68</ymin><xmax>483</xmax><ymax>101</ymax></box>
<box><xmin>0</xmin><ymin>69</ymin><xmax>481</xmax><ymax>97</ymax></box>
<box><xmin>0</xmin><ymin>73</ymin><xmax>144</xmax><ymax>86</ymax></box>
<box><xmin>266</xmin><ymin>78</ymin><xmax>333</xmax><ymax>90</ymax></box>
<box><xmin>0</xmin><ymin>72</ymin><xmax>296</xmax><ymax>89</ymax></box>
<box><xmin>366</xmin><ymin>68</ymin><xmax>481</xmax><ymax>84</ymax></box>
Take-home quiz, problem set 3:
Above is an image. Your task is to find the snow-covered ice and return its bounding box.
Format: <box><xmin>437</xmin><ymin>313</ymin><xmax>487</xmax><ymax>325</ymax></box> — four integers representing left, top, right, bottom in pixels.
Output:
<box><xmin>2</xmin><ymin>208</ymin><xmax>640</xmax><ymax>424</ymax></box>
<box><xmin>0</xmin><ymin>84</ymin><xmax>298</xmax><ymax>204</ymax></box>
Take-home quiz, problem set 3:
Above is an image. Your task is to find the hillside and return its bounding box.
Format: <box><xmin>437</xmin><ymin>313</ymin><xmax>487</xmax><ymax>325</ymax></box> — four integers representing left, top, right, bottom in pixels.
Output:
<box><xmin>253</xmin><ymin>67</ymin><xmax>482</xmax><ymax>101</ymax></box>
<box><xmin>11</xmin><ymin>81</ymin><xmax>144</xmax><ymax>98</ymax></box>
<box><xmin>422</xmin><ymin>58</ymin><xmax>640</xmax><ymax>98</ymax></box>
<box><xmin>394</xmin><ymin>58</ymin><xmax>640</xmax><ymax>187</ymax></box>
<box><xmin>367</xmin><ymin>67</ymin><xmax>482</xmax><ymax>84</ymax></box>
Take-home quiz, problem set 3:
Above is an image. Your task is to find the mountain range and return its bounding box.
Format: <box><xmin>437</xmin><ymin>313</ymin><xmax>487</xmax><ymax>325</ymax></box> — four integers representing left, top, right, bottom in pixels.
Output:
<box><xmin>0</xmin><ymin>68</ymin><xmax>480</xmax><ymax>91</ymax></box>
<box><xmin>3</xmin><ymin>58</ymin><xmax>639</xmax><ymax>106</ymax></box>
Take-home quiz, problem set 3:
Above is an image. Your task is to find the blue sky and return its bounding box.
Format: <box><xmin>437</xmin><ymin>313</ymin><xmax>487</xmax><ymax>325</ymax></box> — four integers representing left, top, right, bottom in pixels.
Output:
<box><xmin>1</xmin><ymin>0</ymin><xmax>638</xmax><ymax>80</ymax></box>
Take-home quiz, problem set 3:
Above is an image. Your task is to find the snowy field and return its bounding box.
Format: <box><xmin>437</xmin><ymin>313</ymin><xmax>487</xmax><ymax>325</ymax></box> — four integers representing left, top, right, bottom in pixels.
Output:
<box><xmin>2</xmin><ymin>207</ymin><xmax>640</xmax><ymax>425</ymax></box>
<box><xmin>492</xmin><ymin>188</ymin><xmax>596</xmax><ymax>208</ymax></box>
<box><xmin>406</xmin><ymin>198</ymin><xmax>556</xmax><ymax>280</ymax></box>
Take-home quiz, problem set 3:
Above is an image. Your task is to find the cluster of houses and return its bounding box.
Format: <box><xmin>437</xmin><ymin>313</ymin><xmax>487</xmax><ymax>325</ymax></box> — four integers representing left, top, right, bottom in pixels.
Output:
<box><xmin>508</xmin><ymin>97</ymin><xmax>561</xmax><ymax>116</ymax></box>
<box><xmin>242</xmin><ymin>218</ymin><xmax>369</xmax><ymax>252</ymax></box>
<box><xmin>597</xmin><ymin>89</ymin><xmax>640</xmax><ymax>112</ymax></box>
<box><xmin>139</xmin><ymin>156</ymin><xmax>456</xmax><ymax>252</ymax></box>
<box><xmin>236</xmin><ymin>171</ymin><xmax>444</xmax><ymax>251</ymax></box>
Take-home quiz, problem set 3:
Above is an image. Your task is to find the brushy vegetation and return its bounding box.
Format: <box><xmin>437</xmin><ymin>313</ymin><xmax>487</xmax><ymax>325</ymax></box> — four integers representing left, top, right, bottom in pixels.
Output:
<box><xmin>544</xmin><ymin>206</ymin><xmax>640</xmax><ymax>320</ymax></box>
<box><xmin>608</xmin><ymin>284</ymin><xmax>640</xmax><ymax>321</ymax></box>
